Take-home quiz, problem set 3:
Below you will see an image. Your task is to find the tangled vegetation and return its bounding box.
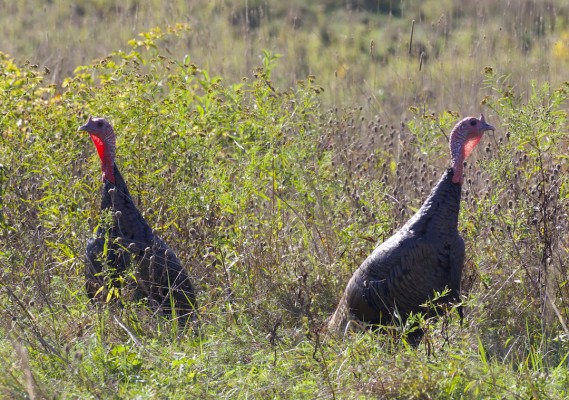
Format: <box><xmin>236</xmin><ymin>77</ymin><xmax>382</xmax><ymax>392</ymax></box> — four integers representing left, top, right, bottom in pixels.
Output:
<box><xmin>1</xmin><ymin>1</ymin><xmax>569</xmax><ymax>398</ymax></box>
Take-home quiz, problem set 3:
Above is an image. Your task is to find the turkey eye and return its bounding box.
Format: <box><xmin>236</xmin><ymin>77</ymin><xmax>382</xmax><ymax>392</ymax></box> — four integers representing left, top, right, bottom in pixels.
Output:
<box><xmin>97</xmin><ymin>121</ymin><xmax>103</xmax><ymax>127</ymax></box>
<box><xmin>470</xmin><ymin>120</ymin><xmax>477</xmax><ymax>126</ymax></box>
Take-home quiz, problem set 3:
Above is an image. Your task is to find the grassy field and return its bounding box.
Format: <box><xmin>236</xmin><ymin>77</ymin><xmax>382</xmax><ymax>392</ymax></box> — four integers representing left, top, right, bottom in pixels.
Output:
<box><xmin>1</xmin><ymin>0</ymin><xmax>569</xmax><ymax>398</ymax></box>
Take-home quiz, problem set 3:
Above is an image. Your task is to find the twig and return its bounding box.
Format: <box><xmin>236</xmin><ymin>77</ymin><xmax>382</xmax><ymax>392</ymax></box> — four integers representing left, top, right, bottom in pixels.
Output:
<box><xmin>408</xmin><ymin>20</ymin><xmax>415</xmax><ymax>56</ymax></box>
<box><xmin>113</xmin><ymin>315</ymin><xmax>142</xmax><ymax>346</ymax></box>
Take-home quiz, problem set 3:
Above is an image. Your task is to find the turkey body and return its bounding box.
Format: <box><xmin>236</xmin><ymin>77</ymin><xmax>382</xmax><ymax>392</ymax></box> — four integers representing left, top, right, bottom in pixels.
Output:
<box><xmin>328</xmin><ymin>115</ymin><xmax>494</xmax><ymax>334</ymax></box>
<box><xmin>332</xmin><ymin>168</ymin><xmax>464</xmax><ymax>329</ymax></box>
<box><xmin>81</xmin><ymin>117</ymin><xmax>197</xmax><ymax>323</ymax></box>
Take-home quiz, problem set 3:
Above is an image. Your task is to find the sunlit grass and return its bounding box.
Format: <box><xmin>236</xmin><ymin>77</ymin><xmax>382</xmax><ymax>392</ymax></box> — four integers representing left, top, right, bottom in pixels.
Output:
<box><xmin>1</xmin><ymin>1</ymin><xmax>569</xmax><ymax>398</ymax></box>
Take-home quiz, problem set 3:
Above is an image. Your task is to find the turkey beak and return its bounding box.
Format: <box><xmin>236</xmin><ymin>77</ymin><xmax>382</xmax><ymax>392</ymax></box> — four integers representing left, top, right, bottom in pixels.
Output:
<box><xmin>482</xmin><ymin>122</ymin><xmax>495</xmax><ymax>133</ymax></box>
<box><xmin>479</xmin><ymin>114</ymin><xmax>495</xmax><ymax>133</ymax></box>
<box><xmin>78</xmin><ymin>117</ymin><xmax>93</xmax><ymax>133</ymax></box>
<box><xmin>481</xmin><ymin>122</ymin><xmax>495</xmax><ymax>133</ymax></box>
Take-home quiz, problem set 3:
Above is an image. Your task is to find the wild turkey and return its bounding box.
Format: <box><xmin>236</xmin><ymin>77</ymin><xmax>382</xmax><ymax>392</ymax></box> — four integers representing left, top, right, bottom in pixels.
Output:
<box><xmin>80</xmin><ymin>116</ymin><xmax>197</xmax><ymax>323</ymax></box>
<box><xmin>328</xmin><ymin>114</ymin><xmax>495</xmax><ymax>335</ymax></box>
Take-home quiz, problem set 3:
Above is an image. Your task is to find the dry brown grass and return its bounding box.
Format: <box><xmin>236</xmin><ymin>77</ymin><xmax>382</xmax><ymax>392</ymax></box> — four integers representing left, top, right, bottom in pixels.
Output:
<box><xmin>1</xmin><ymin>0</ymin><xmax>568</xmax><ymax>117</ymax></box>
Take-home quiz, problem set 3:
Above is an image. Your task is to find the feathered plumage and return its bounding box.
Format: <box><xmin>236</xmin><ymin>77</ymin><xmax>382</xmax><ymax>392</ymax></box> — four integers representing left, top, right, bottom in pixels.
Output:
<box><xmin>328</xmin><ymin>115</ymin><xmax>495</xmax><ymax>334</ymax></box>
<box><xmin>80</xmin><ymin>117</ymin><xmax>197</xmax><ymax>323</ymax></box>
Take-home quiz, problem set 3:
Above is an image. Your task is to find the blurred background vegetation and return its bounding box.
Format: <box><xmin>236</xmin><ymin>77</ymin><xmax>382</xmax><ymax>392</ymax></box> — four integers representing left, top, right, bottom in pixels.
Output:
<box><xmin>1</xmin><ymin>0</ymin><xmax>569</xmax><ymax>398</ymax></box>
<box><xmin>2</xmin><ymin>0</ymin><xmax>569</xmax><ymax>114</ymax></box>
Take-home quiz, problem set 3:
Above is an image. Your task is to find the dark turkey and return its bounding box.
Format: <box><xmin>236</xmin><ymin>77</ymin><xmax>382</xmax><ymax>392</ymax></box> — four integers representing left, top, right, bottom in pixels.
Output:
<box><xmin>80</xmin><ymin>116</ymin><xmax>197</xmax><ymax>324</ymax></box>
<box><xmin>328</xmin><ymin>114</ymin><xmax>495</xmax><ymax>334</ymax></box>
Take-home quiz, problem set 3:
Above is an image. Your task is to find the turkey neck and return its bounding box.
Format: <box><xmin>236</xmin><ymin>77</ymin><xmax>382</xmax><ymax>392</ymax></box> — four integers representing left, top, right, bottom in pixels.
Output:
<box><xmin>90</xmin><ymin>133</ymin><xmax>116</xmax><ymax>184</ymax></box>
<box><xmin>100</xmin><ymin>165</ymin><xmax>134</xmax><ymax>212</ymax></box>
<box><xmin>406</xmin><ymin>168</ymin><xmax>462</xmax><ymax>235</ymax></box>
<box><xmin>101</xmin><ymin>152</ymin><xmax>115</xmax><ymax>184</ymax></box>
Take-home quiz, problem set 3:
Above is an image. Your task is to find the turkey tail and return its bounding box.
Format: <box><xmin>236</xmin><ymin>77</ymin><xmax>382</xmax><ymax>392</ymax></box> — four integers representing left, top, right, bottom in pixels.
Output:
<box><xmin>327</xmin><ymin>294</ymin><xmax>350</xmax><ymax>333</ymax></box>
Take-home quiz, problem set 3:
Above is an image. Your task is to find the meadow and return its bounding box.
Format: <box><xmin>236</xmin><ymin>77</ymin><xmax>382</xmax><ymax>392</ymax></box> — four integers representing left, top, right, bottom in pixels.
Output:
<box><xmin>1</xmin><ymin>0</ymin><xmax>569</xmax><ymax>398</ymax></box>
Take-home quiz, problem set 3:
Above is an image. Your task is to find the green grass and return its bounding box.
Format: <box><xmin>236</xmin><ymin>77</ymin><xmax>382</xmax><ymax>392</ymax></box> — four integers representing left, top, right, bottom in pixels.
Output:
<box><xmin>1</xmin><ymin>1</ymin><xmax>569</xmax><ymax>398</ymax></box>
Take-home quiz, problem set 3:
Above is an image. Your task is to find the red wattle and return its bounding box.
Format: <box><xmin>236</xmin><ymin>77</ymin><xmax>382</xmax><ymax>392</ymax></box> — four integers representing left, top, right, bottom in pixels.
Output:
<box><xmin>462</xmin><ymin>133</ymin><xmax>483</xmax><ymax>160</ymax></box>
<box><xmin>89</xmin><ymin>134</ymin><xmax>105</xmax><ymax>161</ymax></box>
<box><xmin>89</xmin><ymin>133</ymin><xmax>115</xmax><ymax>184</ymax></box>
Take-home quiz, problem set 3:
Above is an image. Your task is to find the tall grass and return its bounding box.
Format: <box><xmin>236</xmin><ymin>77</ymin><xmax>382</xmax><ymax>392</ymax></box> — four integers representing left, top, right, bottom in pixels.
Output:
<box><xmin>1</xmin><ymin>0</ymin><xmax>568</xmax><ymax>112</ymax></box>
<box><xmin>1</xmin><ymin>1</ymin><xmax>569</xmax><ymax>398</ymax></box>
